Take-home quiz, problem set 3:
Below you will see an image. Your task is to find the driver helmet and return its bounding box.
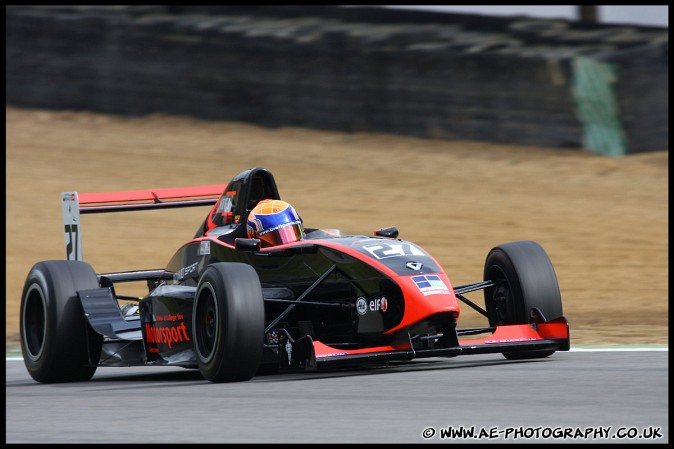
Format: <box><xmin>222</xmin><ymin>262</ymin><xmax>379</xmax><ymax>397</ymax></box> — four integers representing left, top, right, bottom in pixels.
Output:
<box><xmin>246</xmin><ymin>199</ymin><xmax>305</xmax><ymax>247</ymax></box>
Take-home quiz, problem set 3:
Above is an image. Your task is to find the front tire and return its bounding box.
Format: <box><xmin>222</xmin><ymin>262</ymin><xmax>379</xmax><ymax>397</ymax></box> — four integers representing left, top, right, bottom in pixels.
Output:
<box><xmin>483</xmin><ymin>241</ymin><xmax>563</xmax><ymax>360</ymax></box>
<box><xmin>193</xmin><ymin>263</ymin><xmax>265</xmax><ymax>382</ymax></box>
<box><xmin>20</xmin><ymin>260</ymin><xmax>103</xmax><ymax>383</ymax></box>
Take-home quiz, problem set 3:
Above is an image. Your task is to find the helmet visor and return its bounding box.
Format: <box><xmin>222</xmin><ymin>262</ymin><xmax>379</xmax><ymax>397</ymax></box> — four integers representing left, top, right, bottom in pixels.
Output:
<box><xmin>258</xmin><ymin>222</ymin><xmax>305</xmax><ymax>247</ymax></box>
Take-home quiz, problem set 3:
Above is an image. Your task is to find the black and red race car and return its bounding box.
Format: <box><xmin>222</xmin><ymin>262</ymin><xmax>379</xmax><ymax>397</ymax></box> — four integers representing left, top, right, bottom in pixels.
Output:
<box><xmin>20</xmin><ymin>167</ymin><xmax>569</xmax><ymax>383</ymax></box>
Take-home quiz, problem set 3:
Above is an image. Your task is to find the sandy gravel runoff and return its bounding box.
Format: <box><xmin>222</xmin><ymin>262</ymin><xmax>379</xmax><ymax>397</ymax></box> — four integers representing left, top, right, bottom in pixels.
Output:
<box><xmin>5</xmin><ymin>106</ymin><xmax>668</xmax><ymax>346</ymax></box>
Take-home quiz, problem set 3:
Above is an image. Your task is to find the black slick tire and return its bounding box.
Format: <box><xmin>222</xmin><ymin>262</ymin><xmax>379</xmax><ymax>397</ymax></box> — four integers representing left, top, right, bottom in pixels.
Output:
<box><xmin>483</xmin><ymin>241</ymin><xmax>563</xmax><ymax>360</ymax></box>
<box><xmin>20</xmin><ymin>260</ymin><xmax>103</xmax><ymax>383</ymax></box>
<box><xmin>193</xmin><ymin>263</ymin><xmax>264</xmax><ymax>382</ymax></box>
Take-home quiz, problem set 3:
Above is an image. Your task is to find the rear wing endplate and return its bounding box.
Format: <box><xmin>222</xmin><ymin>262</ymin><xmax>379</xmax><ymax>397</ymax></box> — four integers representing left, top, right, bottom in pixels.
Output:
<box><xmin>61</xmin><ymin>185</ymin><xmax>226</xmax><ymax>261</ymax></box>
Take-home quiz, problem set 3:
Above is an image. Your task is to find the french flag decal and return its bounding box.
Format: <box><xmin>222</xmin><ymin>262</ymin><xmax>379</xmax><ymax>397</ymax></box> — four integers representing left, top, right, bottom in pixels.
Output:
<box><xmin>412</xmin><ymin>275</ymin><xmax>450</xmax><ymax>296</ymax></box>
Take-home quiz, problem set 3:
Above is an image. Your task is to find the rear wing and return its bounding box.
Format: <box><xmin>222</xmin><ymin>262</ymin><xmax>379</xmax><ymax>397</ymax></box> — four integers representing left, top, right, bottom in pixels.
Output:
<box><xmin>62</xmin><ymin>185</ymin><xmax>226</xmax><ymax>261</ymax></box>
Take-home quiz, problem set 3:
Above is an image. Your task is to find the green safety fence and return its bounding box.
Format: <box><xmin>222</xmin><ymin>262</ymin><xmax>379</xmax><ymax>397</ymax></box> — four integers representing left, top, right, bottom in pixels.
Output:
<box><xmin>572</xmin><ymin>57</ymin><xmax>628</xmax><ymax>156</ymax></box>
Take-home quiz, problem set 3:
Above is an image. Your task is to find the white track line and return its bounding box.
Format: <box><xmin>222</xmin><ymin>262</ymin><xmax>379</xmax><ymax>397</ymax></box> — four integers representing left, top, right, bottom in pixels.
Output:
<box><xmin>569</xmin><ymin>347</ymin><xmax>668</xmax><ymax>352</ymax></box>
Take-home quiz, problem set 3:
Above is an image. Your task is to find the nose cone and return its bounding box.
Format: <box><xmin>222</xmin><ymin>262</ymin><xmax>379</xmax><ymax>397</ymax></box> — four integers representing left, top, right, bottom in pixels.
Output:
<box><xmin>389</xmin><ymin>273</ymin><xmax>461</xmax><ymax>333</ymax></box>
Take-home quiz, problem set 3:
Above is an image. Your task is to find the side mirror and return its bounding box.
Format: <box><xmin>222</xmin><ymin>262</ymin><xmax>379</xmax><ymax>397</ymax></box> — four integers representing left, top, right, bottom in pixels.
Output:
<box><xmin>235</xmin><ymin>238</ymin><xmax>261</xmax><ymax>252</ymax></box>
<box><xmin>374</xmin><ymin>226</ymin><xmax>399</xmax><ymax>239</ymax></box>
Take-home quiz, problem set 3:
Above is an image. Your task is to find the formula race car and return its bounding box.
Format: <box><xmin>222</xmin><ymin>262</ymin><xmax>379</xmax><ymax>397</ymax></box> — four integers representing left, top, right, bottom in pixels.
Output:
<box><xmin>20</xmin><ymin>167</ymin><xmax>569</xmax><ymax>383</ymax></box>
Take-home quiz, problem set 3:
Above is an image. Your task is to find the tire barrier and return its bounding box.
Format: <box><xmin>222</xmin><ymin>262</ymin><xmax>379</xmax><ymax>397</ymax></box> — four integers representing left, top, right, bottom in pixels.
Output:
<box><xmin>6</xmin><ymin>6</ymin><xmax>668</xmax><ymax>155</ymax></box>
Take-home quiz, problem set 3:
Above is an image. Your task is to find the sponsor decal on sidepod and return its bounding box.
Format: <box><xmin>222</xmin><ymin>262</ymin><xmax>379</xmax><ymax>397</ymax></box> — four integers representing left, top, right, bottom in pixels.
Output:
<box><xmin>145</xmin><ymin>321</ymin><xmax>190</xmax><ymax>349</ymax></box>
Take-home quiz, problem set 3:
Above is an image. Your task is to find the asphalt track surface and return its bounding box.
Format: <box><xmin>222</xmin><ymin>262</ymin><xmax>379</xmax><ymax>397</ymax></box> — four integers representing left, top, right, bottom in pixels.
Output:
<box><xmin>5</xmin><ymin>350</ymin><xmax>668</xmax><ymax>444</ymax></box>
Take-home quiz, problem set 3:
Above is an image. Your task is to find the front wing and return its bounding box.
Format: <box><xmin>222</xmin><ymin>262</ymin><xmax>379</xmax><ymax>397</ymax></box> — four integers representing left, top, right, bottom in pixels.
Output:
<box><xmin>280</xmin><ymin>317</ymin><xmax>570</xmax><ymax>369</ymax></box>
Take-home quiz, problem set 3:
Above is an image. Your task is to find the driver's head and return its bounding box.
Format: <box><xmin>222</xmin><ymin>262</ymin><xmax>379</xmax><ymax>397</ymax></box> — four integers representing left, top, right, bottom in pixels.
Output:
<box><xmin>246</xmin><ymin>199</ymin><xmax>305</xmax><ymax>247</ymax></box>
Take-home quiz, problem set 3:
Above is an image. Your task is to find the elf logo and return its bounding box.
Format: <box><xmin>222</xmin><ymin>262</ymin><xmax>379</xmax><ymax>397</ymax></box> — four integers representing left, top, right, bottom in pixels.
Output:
<box><xmin>406</xmin><ymin>262</ymin><xmax>423</xmax><ymax>271</ymax></box>
<box><xmin>369</xmin><ymin>297</ymin><xmax>388</xmax><ymax>313</ymax></box>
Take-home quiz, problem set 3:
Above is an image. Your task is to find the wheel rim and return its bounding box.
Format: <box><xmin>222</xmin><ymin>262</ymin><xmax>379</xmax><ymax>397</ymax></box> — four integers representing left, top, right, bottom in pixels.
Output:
<box><xmin>22</xmin><ymin>284</ymin><xmax>47</xmax><ymax>360</ymax></box>
<box><xmin>195</xmin><ymin>282</ymin><xmax>219</xmax><ymax>362</ymax></box>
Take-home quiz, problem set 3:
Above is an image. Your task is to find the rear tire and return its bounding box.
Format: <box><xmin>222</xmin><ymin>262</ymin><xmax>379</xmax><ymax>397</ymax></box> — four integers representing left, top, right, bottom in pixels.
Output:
<box><xmin>483</xmin><ymin>241</ymin><xmax>563</xmax><ymax>360</ymax></box>
<box><xmin>20</xmin><ymin>260</ymin><xmax>103</xmax><ymax>382</ymax></box>
<box><xmin>193</xmin><ymin>263</ymin><xmax>265</xmax><ymax>382</ymax></box>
